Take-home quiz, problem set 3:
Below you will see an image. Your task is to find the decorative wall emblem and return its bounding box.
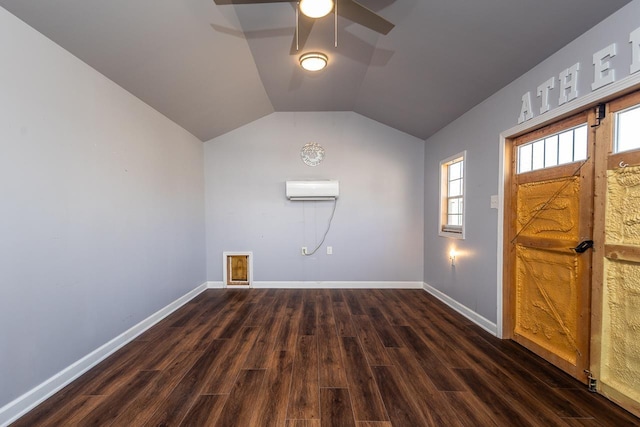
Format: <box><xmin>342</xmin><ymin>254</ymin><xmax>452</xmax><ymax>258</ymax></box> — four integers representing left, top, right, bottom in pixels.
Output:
<box><xmin>517</xmin><ymin>25</ymin><xmax>640</xmax><ymax>124</ymax></box>
<box><xmin>301</xmin><ymin>142</ymin><xmax>325</xmax><ymax>166</ymax></box>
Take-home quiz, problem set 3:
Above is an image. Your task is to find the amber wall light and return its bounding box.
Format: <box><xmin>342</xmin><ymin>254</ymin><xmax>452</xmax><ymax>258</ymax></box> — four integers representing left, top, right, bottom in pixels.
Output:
<box><xmin>300</xmin><ymin>52</ymin><xmax>328</xmax><ymax>71</ymax></box>
<box><xmin>449</xmin><ymin>248</ymin><xmax>457</xmax><ymax>266</ymax></box>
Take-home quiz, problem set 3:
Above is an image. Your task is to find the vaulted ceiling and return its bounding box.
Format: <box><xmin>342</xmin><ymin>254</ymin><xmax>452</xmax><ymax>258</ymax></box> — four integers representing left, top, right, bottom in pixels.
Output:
<box><xmin>0</xmin><ymin>0</ymin><xmax>632</xmax><ymax>141</ymax></box>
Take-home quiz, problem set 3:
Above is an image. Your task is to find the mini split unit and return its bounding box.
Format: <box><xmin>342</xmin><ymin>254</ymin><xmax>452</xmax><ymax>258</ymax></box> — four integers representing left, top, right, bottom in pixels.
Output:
<box><xmin>285</xmin><ymin>180</ymin><xmax>339</xmax><ymax>201</ymax></box>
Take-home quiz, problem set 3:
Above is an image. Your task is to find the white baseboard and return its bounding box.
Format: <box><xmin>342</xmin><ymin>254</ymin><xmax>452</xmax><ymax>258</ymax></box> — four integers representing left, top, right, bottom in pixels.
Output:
<box><xmin>0</xmin><ymin>282</ymin><xmax>208</xmax><ymax>427</ymax></box>
<box><xmin>422</xmin><ymin>282</ymin><xmax>497</xmax><ymax>336</ymax></box>
<box><xmin>207</xmin><ymin>281</ymin><xmax>224</xmax><ymax>288</ymax></box>
<box><xmin>253</xmin><ymin>281</ymin><xmax>424</xmax><ymax>289</ymax></box>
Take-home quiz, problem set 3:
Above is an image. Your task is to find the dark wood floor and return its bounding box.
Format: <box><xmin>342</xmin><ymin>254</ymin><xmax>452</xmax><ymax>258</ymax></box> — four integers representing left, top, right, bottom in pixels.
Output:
<box><xmin>12</xmin><ymin>289</ymin><xmax>640</xmax><ymax>426</ymax></box>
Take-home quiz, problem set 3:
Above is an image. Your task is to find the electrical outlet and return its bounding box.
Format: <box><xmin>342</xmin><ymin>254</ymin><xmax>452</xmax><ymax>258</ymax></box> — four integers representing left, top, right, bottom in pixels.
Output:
<box><xmin>327</xmin><ymin>246</ymin><xmax>333</xmax><ymax>255</ymax></box>
<box><xmin>301</xmin><ymin>247</ymin><xmax>307</xmax><ymax>255</ymax></box>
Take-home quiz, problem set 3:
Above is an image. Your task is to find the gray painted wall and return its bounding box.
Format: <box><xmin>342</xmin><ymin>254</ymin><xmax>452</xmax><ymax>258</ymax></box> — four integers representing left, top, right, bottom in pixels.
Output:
<box><xmin>0</xmin><ymin>8</ymin><xmax>206</xmax><ymax>408</ymax></box>
<box><xmin>423</xmin><ymin>0</ymin><xmax>640</xmax><ymax>324</ymax></box>
<box><xmin>205</xmin><ymin>112</ymin><xmax>424</xmax><ymax>283</ymax></box>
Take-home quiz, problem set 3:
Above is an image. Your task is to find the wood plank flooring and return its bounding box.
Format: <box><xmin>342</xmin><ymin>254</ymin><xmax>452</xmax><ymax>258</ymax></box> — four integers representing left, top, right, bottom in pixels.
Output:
<box><xmin>11</xmin><ymin>289</ymin><xmax>640</xmax><ymax>426</ymax></box>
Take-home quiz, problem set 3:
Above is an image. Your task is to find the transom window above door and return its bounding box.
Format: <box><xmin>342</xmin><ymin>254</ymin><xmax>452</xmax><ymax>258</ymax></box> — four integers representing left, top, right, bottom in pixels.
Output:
<box><xmin>517</xmin><ymin>124</ymin><xmax>588</xmax><ymax>174</ymax></box>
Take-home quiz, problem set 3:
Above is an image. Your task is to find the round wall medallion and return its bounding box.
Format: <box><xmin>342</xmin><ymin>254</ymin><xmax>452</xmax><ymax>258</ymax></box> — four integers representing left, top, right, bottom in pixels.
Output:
<box><xmin>301</xmin><ymin>142</ymin><xmax>325</xmax><ymax>166</ymax></box>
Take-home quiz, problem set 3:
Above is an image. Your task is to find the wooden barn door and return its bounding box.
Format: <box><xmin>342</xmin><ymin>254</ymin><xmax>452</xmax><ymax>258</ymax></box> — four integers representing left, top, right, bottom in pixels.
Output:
<box><xmin>591</xmin><ymin>90</ymin><xmax>640</xmax><ymax>416</ymax></box>
<box><xmin>505</xmin><ymin>111</ymin><xmax>595</xmax><ymax>382</ymax></box>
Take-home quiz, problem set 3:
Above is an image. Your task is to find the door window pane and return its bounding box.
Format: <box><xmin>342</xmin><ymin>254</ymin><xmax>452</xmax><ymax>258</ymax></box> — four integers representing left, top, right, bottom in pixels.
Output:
<box><xmin>558</xmin><ymin>130</ymin><xmax>574</xmax><ymax>164</ymax></box>
<box><xmin>615</xmin><ymin>105</ymin><xmax>640</xmax><ymax>153</ymax></box>
<box><xmin>574</xmin><ymin>126</ymin><xmax>588</xmax><ymax>161</ymax></box>
<box><xmin>519</xmin><ymin>144</ymin><xmax>532</xmax><ymax>173</ymax></box>
<box><xmin>532</xmin><ymin>140</ymin><xmax>545</xmax><ymax>170</ymax></box>
<box><xmin>545</xmin><ymin>135</ymin><xmax>559</xmax><ymax>167</ymax></box>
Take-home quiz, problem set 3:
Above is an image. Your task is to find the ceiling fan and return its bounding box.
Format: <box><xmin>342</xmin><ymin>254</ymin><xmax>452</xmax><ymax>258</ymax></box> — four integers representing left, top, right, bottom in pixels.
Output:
<box><xmin>212</xmin><ymin>0</ymin><xmax>394</xmax><ymax>51</ymax></box>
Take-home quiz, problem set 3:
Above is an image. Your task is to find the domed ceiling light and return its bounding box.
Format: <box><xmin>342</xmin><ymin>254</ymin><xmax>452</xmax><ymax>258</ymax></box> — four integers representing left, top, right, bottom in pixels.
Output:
<box><xmin>299</xmin><ymin>52</ymin><xmax>328</xmax><ymax>71</ymax></box>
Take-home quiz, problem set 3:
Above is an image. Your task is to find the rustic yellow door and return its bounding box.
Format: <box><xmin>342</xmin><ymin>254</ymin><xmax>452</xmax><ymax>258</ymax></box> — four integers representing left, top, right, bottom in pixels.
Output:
<box><xmin>591</xmin><ymin>90</ymin><xmax>640</xmax><ymax>417</ymax></box>
<box><xmin>505</xmin><ymin>111</ymin><xmax>594</xmax><ymax>382</ymax></box>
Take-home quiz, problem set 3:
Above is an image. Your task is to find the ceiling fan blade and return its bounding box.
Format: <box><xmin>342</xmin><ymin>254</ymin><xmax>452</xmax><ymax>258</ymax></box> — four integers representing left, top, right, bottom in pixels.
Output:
<box><xmin>338</xmin><ymin>0</ymin><xmax>394</xmax><ymax>35</ymax></box>
<box><xmin>213</xmin><ymin>0</ymin><xmax>290</xmax><ymax>5</ymax></box>
<box><xmin>290</xmin><ymin>13</ymin><xmax>315</xmax><ymax>54</ymax></box>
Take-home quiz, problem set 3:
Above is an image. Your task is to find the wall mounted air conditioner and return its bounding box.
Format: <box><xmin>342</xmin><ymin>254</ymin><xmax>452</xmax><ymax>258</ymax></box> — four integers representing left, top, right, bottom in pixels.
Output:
<box><xmin>286</xmin><ymin>180</ymin><xmax>339</xmax><ymax>201</ymax></box>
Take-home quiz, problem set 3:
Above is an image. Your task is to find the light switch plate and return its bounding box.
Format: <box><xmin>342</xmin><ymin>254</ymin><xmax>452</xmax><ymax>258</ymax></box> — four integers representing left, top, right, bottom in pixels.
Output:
<box><xmin>490</xmin><ymin>195</ymin><xmax>499</xmax><ymax>209</ymax></box>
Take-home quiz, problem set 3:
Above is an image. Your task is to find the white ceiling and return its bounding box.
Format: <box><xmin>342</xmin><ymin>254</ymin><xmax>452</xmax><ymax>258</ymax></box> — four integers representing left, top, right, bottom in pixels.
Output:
<box><xmin>0</xmin><ymin>0</ymin><xmax>632</xmax><ymax>141</ymax></box>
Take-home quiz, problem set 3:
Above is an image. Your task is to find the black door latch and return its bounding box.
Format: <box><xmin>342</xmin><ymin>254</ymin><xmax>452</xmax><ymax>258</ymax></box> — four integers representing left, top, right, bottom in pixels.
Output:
<box><xmin>574</xmin><ymin>240</ymin><xmax>594</xmax><ymax>254</ymax></box>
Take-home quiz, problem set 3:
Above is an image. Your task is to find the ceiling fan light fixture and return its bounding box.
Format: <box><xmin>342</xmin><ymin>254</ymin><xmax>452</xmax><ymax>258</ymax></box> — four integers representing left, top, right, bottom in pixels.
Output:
<box><xmin>299</xmin><ymin>52</ymin><xmax>328</xmax><ymax>71</ymax></box>
<box><xmin>299</xmin><ymin>0</ymin><xmax>334</xmax><ymax>18</ymax></box>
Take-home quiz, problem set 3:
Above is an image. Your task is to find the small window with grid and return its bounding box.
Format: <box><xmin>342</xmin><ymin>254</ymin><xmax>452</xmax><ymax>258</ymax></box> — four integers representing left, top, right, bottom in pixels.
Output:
<box><xmin>440</xmin><ymin>152</ymin><xmax>466</xmax><ymax>238</ymax></box>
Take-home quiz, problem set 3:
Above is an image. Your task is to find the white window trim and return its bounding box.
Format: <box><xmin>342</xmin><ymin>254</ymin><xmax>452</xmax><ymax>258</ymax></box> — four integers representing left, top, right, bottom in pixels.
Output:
<box><xmin>439</xmin><ymin>150</ymin><xmax>466</xmax><ymax>239</ymax></box>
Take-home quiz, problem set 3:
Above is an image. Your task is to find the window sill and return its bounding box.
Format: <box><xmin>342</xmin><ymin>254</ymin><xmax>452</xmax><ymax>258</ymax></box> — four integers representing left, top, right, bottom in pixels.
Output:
<box><xmin>439</xmin><ymin>229</ymin><xmax>465</xmax><ymax>239</ymax></box>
